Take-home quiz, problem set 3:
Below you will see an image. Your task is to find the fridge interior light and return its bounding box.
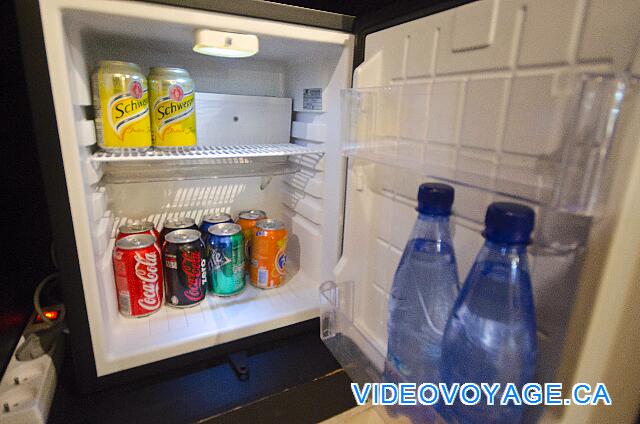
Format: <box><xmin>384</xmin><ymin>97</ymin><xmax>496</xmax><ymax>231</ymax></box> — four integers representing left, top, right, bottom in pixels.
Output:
<box><xmin>193</xmin><ymin>29</ymin><xmax>259</xmax><ymax>58</ymax></box>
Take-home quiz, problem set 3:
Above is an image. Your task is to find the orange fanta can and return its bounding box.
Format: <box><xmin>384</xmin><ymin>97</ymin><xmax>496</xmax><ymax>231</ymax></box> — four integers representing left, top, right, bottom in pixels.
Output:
<box><xmin>236</xmin><ymin>210</ymin><xmax>267</xmax><ymax>271</ymax></box>
<box><xmin>250</xmin><ymin>219</ymin><xmax>287</xmax><ymax>289</ymax></box>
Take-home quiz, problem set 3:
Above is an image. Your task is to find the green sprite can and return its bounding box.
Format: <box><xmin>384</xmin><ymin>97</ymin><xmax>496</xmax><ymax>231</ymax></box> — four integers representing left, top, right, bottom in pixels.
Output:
<box><xmin>206</xmin><ymin>223</ymin><xmax>245</xmax><ymax>296</ymax></box>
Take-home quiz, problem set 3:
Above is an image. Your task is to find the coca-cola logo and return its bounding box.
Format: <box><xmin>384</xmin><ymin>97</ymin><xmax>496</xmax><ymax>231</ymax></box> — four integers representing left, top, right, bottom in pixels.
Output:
<box><xmin>182</xmin><ymin>250</ymin><xmax>203</xmax><ymax>302</ymax></box>
<box><xmin>135</xmin><ymin>251</ymin><xmax>161</xmax><ymax>311</ymax></box>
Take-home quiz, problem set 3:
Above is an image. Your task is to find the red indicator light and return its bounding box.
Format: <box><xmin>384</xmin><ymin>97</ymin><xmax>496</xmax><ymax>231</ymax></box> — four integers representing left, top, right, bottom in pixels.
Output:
<box><xmin>45</xmin><ymin>311</ymin><xmax>58</xmax><ymax>320</ymax></box>
<box><xmin>35</xmin><ymin>311</ymin><xmax>59</xmax><ymax>322</ymax></box>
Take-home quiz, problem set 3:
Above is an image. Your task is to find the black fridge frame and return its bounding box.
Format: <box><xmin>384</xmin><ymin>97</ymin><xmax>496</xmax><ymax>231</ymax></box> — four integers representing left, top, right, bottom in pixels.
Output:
<box><xmin>15</xmin><ymin>0</ymin><xmax>471</xmax><ymax>393</ymax></box>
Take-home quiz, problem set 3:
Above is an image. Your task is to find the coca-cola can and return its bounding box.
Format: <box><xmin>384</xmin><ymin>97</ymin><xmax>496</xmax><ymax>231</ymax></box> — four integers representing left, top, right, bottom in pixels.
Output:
<box><xmin>159</xmin><ymin>217</ymin><xmax>198</xmax><ymax>247</ymax></box>
<box><xmin>163</xmin><ymin>229</ymin><xmax>207</xmax><ymax>308</ymax></box>
<box><xmin>116</xmin><ymin>221</ymin><xmax>160</xmax><ymax>242</ymax></box>
<box><xmin>112</xmin><ymin>234</ymin><xmax>163</xmax><ymax>317</ymax></box>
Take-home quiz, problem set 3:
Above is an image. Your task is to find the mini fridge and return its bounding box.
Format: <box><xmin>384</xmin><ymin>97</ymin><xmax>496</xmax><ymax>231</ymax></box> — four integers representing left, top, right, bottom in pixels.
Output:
<box><xmin>15</xmin><ymin>0</ymin><xmax>640</xmax><ymax>422</ymax></box>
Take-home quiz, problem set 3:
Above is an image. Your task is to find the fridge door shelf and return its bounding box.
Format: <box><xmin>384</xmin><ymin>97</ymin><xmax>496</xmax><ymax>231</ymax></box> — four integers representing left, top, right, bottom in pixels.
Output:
<box><xmin>90</xmin><ymin>144</ymin><xmax>324</xmax><ymax>184</ymax></box>
<box><xmin>320</xmin><ymin>280</ymin><xmax>385</xmax><ymax>386</ymax></box>
<box><xmin>321</xmin><ymin>144</ymin><xmax>610</xmax><ymax>422</ymax></box>
<box><xmin>341</xmin><ymin>73</ymin><xmax>638</xmax><ymax>215</ymax></box>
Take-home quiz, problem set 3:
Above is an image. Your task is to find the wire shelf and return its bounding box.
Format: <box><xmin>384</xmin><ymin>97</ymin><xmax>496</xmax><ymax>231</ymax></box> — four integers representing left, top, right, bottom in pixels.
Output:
<box><xmin>91</xmin><ymin>144</ymin><xmax>324</xmax><ymax>163</ymax></box>
<box><xmin>102</xmin><ymin>159</ymin><xmax>303</xmax><ymax>184</ymax></box>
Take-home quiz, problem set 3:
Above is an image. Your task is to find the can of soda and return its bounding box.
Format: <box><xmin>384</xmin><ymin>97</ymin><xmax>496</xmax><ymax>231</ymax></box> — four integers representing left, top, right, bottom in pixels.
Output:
<box><xmin>237</xmin><ymin>210</ymin><xmax>267</xmax><ymax>219</ymax></box>
<box><xmin>250</xmin><ymin>219</ymin><xmax>288</xmax><ymax>289</ymax></box>
<box><xmin>116</xmin><ymin>221</ymin><xmax>160</xmax><ymax>244</ymax></box>
<box><xmin>112</xmin><ymin>234</ymin><xmax>163</xmax><ymax>317</ymax></box>
<box><xmin>148</xmin><ymin>67</ymin><xmax>196</xmax><ymax>149</ymax></box>
<box><xmin>206</xmin><ymin>223</ymin><xmax>245</xmax><ymax>296</ymax></box>
<box><xmin>91</xmin><ymin>60</ymin><xmax>151</xmax><ymax>151</ymax></box>
<box><xmin>163</xmin><ymin>229</ymin><xmax>207</xmax><ymax>308</ymax></box>
<box><xmin>236</xmin><ymin>210</ymin><xmax>267</xmax><ymax>271</ymax></box>
<box><xmin>159</xmin><ymin>217</ymin><xmax>198</xmax><ymax>246</ymax></box>
<box><xmin>199</xmin><ymin>213</ymin><xmax>233</xmax><ymax>241</ymax></box>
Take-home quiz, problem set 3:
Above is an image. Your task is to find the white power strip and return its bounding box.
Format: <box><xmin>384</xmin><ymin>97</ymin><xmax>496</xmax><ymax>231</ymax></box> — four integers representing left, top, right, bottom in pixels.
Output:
<box><xmin>0</xmin><ymin>307</ymin><xmax>65</xmax><ymax>424</ymax></box>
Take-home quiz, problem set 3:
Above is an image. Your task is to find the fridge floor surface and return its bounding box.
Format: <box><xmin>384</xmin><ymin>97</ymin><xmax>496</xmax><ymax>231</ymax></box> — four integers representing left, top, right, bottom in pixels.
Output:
<box><xmin>100</xmin><ymin>265</ymin><xmax>320</xmax><ymax>375</ymax></box>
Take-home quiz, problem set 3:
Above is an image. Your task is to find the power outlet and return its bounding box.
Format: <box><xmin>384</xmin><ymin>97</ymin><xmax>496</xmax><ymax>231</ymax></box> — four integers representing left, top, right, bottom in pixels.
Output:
<box><xmin>0</xmin><ymin>308</ymin><xmax>64</xmax><ymax>424</ymax></box>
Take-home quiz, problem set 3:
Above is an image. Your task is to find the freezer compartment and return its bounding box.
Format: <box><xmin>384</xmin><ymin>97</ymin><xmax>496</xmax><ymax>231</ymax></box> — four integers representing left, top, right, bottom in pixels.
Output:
<box><xmin>341</xmin><ymin>74</ymin><xmax>637</xmax><ymax>215</ymax></box>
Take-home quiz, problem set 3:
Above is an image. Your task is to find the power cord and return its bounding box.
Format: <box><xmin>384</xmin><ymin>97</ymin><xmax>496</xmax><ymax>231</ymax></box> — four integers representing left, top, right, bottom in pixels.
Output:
<box><xmin>33</xmin><ymin>273</ymin><xmax>65</xmax><ymax>326</ymax></box>
<box><xmin>14</xmin><ymin>243</ymin><xmax>68</xmax><ymax>361</ymax></box>
<box><xmin>33</xmin><ymin>241</ymin><xmax>66</xmax><ymax>325</ymax></box>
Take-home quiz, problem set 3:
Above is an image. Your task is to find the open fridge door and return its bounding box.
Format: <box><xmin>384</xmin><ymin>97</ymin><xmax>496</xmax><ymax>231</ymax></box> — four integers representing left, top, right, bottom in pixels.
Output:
<box><xmin>320</xmin><ymin>1</ymin><xmax>640</xmax><ymax>422</ymax></box>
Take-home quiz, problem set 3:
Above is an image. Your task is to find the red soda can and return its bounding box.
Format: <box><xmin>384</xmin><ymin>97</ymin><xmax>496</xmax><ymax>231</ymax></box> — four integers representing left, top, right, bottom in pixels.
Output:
<box><xmin>116</xmin><ymin>221</ymin><xmax>160</xmax><ymax>243</ymax></box>
<box><xmin>112</xmin><ymin>234</ymin><xmax>163</xmax><ymax>317</ymax></box>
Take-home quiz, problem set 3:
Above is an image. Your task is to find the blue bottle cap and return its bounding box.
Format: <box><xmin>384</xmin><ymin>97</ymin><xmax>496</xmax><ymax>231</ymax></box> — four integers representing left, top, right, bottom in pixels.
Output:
<box><xmin>483</xmin><ymin>202</ymin><xmax>535</xmax><ymax>244</ymax></box>
<box><xmin>417</xmin><ymin>183</ymin><xmax>454</xmax><ymax>216</ymax></box>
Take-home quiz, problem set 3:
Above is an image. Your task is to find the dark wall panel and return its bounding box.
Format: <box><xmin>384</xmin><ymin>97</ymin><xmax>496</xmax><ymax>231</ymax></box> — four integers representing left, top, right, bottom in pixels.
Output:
<box><xmin>0</xmin><ymin>1</ymin><xmax>55</xmax><ymax>375</ymax></box>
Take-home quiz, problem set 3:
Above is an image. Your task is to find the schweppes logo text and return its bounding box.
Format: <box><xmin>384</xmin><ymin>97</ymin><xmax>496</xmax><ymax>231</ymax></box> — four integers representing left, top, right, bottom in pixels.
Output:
<box><xmin>153</xmin><ymin>87</ymin><xmax>195</xmax><ymax>140</ymax></box>
<box><xmin>107</xmin><ymin>81</ymin><xmax>149</xmax><ymax>139</ymax></box>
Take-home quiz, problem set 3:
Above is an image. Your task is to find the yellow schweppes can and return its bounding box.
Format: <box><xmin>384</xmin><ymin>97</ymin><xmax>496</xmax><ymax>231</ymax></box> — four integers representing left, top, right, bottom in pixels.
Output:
<box><xmin>148</xmin><ymin>67</ymin><xmax>196</xmax><ymax>149</ymax></box>
<box><xmin>91</xmin><ymin>61</ymin><xmax>151</xmax><ymax>151</ymax></box>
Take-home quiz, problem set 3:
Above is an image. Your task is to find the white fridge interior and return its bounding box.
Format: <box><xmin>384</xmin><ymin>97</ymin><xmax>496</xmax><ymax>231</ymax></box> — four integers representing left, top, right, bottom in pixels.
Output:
<box><xmin>38</xmin><ymin>0</ymin><xmax>640</xmax><ymax>420</ymax></box>
<box><xmin>39</xmin><ymin>0</ymin><xmax>353</xmax><ymax>376</ymax></box>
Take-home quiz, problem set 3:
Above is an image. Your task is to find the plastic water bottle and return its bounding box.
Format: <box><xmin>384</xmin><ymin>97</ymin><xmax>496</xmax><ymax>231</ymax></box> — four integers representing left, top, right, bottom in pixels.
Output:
<box><xmin>440</xmin><ymin>202</ymin><xmax>537</xmax><ymax>424</ymax></box>
<box><xmin>384</xmin><ymin>183</ymin><xmax>460</xmax><ymax>422</ymax></box>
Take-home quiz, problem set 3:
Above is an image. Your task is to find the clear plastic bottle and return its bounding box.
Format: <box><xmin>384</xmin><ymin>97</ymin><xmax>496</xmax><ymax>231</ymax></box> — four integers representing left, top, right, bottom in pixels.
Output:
<box><xmin>440</xmin><ymin>202</ymin><xmax>537</xmax><ymax>424</ymax></box>
<box><xmin>384</xmin><ymin>183</ymin><xmax>459</xmax><ymax>422</ymax></box>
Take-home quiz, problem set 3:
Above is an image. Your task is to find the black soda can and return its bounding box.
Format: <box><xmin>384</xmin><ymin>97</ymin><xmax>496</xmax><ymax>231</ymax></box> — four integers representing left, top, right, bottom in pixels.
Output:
<box><xmin>159</xmin><ymin>217</ymin><xmax>198</xmax><ymax>247</ymax></box>
<box><xmin>162</xmin><ymin>229</ymin><xmax>207</xmax><ymax>307</ymax></box>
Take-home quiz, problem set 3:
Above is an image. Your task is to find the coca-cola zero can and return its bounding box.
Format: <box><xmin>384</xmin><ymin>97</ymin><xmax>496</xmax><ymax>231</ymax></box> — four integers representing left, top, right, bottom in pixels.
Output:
<box><xmin>163</xmin><ymin>229</ymin><xmax>207</xmax><ymax>307</ymax></box>
<box><xmin>159</xmin><ymin>217</ymin><xmax>198</xmax><ymax>247</ymax></box>
<box><xmin>112</xmin><ymin>234</ymin><xmax>163</xmax><ymax>317</ymax></box>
